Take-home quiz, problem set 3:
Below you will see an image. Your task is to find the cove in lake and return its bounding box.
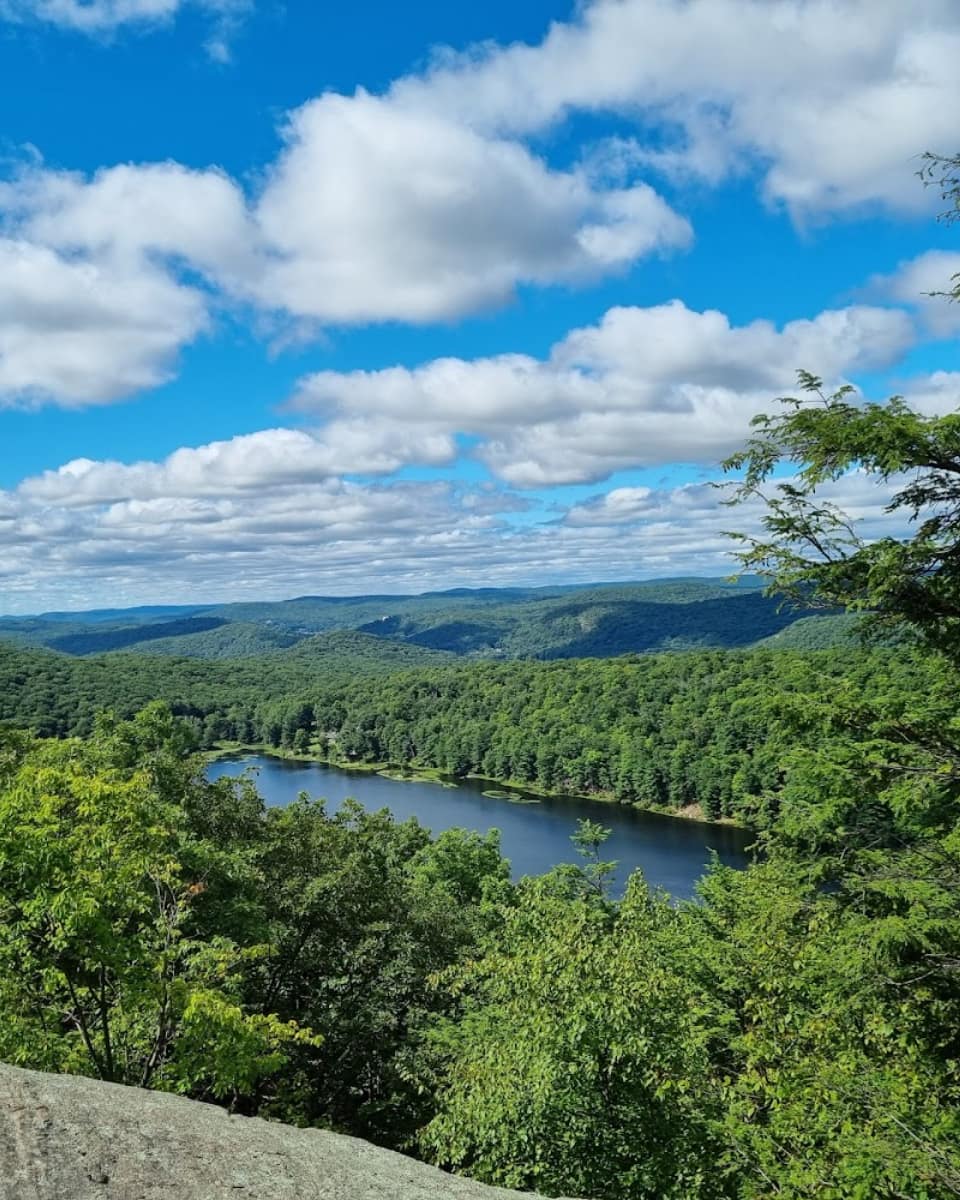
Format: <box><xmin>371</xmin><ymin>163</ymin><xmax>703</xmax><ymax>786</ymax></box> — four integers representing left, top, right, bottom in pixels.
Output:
<box><xmin>206</xmin><ymin>755</ymin><xmax>753</xmax><ymax>900</ymax></box>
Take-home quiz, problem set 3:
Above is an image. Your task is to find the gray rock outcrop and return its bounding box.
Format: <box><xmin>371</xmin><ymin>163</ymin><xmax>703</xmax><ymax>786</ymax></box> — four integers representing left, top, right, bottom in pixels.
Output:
<box><xmin>0</xmin><ymin>1063</ymin><xmax>575</xmax><ymax>1200</ymax></box>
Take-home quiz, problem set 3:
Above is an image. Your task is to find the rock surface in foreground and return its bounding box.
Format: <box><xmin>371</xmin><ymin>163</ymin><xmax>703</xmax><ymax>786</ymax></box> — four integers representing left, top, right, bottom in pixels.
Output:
<box><xmin>0</xmin><ymin>1063</ymin><xmax>576</xmax><ymax>1200</ymax></box>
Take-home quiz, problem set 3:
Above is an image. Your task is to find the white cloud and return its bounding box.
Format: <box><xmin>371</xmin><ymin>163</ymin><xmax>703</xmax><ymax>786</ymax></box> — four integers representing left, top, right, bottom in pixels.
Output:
<box><xmin>8</xmin><ymin>162</ymin><xmax>255</xmax><ymax>279</ymax></box>
<box><xmin>871</xmin><ymin>250</ymin><xmax>960</xmax><ymax>335</ymax></box>
<box><xmin>19</xmin><ymin>425</ymin><xmax>458</xmax><ymax>504</ymax></box>
<box><xmin>252</xmin><ymin>91</ymin><xmax>690</xmax><ymax>323</ymax></box>
<box><xmin>902</xmin><ymin>370</ymin><xmax>960</xmax><ymax>417</ymax></box>
<box><xmin>396</xmin><ymin>0</ymin><xmax>960</xmax><ymax>218</ymax></box>
<box><xmin>293</xmin><ymin>300</ymin><xmax>916</xmax><ymax>486</ymax></box>
<box><xmin>1</xmin><ymin>0</ymin><xmax>251</xmax><ymax>57</ymax></box>
<box><xmin>0</xmin><ymin>162</ymin><xmax>250</xmax><ymax>406</ymax></box>
<box><xmin>8</xmin><ymin>0</ymin><xmax>184</xmax><ymax>29</ymax></box>
<box><xmin>0</xmin><ymin>101</ymin><xmax>689</xmax><ymax>403</ymax></box>
<box><xmin>0</xmin><ymin>236</ymin><xmax>207</xmax><ymax>406</ymax></box>
<box><xmin>0</xmin><ymin>431</ymin><xmax>530</xmax><ymax>609</ymax></box>
<box><xmin>565</xmin><ymin>472</ymin><xmax>903</xmax><ymax>535</ymax></box>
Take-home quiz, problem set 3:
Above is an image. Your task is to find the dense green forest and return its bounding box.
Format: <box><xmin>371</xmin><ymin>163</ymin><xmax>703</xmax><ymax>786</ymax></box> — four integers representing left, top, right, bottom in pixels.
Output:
<box><xmin>234</xmin><ymin>648</ymin><xmax>948</xmax><ymax>826</ymax></box>
<box><xmin>2</xmin><ymin>379</ymin><xmax>959</xmax><ymax>1197</ymax></box>
<box><xmin>0</xmin><ymin>631</ymin><xmax>452</xmax><ymax>740</ymax></box>
<box><xmin>751</xmin><ymin>611</ymin><xmax>865</xmax><ymax>650</ymax></box>
<box><xmin>0</xmin><ymin>577</ymin><xmax>850</xmax><ymax>660</ymax></box>
<box><xmin>0</xmin><ymin>631</ymin><xmax>933</xmax><ymax>826</ymax></box>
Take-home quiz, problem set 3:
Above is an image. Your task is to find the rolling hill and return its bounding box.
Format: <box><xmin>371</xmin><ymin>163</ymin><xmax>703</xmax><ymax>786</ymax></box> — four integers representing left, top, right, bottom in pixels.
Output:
<box><xmin>0</xmin><ymin>577</ymin><xmax>829</xmax><ymax>663</ymax></box>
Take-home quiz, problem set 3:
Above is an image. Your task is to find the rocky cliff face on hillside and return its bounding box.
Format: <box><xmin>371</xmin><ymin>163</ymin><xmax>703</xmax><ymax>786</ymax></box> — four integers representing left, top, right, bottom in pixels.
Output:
<box><xmin>0</xmin><ymin>1063</ymin><xmax>575</xmax><ymax>1200</ymax></box>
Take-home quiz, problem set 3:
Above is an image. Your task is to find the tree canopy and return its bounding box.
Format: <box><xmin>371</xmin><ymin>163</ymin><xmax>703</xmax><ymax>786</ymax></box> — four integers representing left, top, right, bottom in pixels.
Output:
<box><xmin>723</xmin><ymin>371</ymin><xmax>960</xmax><ymax>662</ymax></box>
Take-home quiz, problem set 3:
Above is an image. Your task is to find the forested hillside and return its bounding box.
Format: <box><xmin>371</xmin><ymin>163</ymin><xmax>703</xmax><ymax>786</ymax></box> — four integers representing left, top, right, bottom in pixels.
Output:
<box><xmin>751</xmin><ymin>612</ymin><xmax>866</xmax><ymax>649</ymax></box>
<box><xmin>0</xmin><ymin>632</ymin><xmax>453</xmax><ymax>740</ymax></box>
<box><xmin>0</xmin><ymin>633</ymin><xmax>943</xmax><ymax>827</ymax></box>
<box><xmin>1</xmin><ymin>642</ymin><xmax>957</xmax><ymax>1197</ymax></box>
<box><xmin>0</xmin><ymin>577</ymin><xmax>835</xmax><ymax>661</ymax></box>
<box><xmin>276</xmin><ymin>649</ymin><xmax>945</xmax><ymax>824</ymax></box>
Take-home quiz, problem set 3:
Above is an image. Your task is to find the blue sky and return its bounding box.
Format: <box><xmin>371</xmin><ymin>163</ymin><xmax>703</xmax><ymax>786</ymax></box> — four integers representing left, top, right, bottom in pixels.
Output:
<box><xmin>0</xmin><ymin>0</ymin><xmax>958</xmax><ymax>612</ymax></box>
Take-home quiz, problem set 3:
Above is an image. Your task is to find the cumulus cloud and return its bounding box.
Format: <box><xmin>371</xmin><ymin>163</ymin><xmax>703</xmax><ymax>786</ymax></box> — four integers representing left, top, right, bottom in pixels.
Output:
<box><xmin>0</xmin><ymin>428</ymin><xmax>529</xmax><ymax>610</ymax></box>
<box><xmin>3</xmin><ymin>0</ymin><xmax>183</xmax><ymax>29</ymax></box>
<box><xmin>0</xmin><ymin>432</ymin><xmax>917</xmax><ymax>613</ymax></box>
<box><xmin>293</xmin><ymin>300</ymin><xmax>916</xmax><ymax>486</ymax></box>
<box><xmin>0</xmin><ymin>236</ymin><xmax>207</xmax><ymax>406</ymax></box>
<box><xmin>902</xmin><ymin>370</ymin><xmax>960</xmax><ymax>417</ymax></box>
<box><xmin>0</xmin><ymin>289</ymin><xmax>939</xmax><ymax>611</ymax></box>
<box><xmin>19</xmin><ymin>425</ymin><xmax>457</xmax><ymax>505</ymax></box>
<box><xmin>565</xmin><ymin>472</ymin><xmax>904</xmax><ymax>535</ymax></box>
<box><xmin>7</xmin><ymin>162</ymin><xmax>255</xmax><ymax>279</ymax></box>
<box><xmin>0</xmin><ymin>105</ymin><xmax>689</xmax><ymax>403</ymax></box>
<box><xmin>396</xmin><ymin>0</ymin><xmax>960</xmax><ymax>218</ymax></box>
<box><xmin>0</xmin><ymin>162</ymin><xmax>248</xmax><ymax>406</ymax></box>
<box><xmin>251</xmin><ymin>91</ymin><xmax>690</xmax><ymax>323</ymax></box>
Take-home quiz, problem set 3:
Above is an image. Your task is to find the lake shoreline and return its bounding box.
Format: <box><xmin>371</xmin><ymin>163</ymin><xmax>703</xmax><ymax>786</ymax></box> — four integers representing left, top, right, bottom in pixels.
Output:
<box><xmin>205</xmin><ymin>742</ymin><xmax>752</xmax><ymax>832</ymax></box>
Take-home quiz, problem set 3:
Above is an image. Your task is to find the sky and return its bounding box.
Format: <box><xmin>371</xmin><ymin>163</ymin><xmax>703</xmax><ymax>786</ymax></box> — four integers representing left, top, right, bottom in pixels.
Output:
<box><xmin>0</xmin><ymin>0</ymin><xmax>958</xmax><ymax>613</ymax></box>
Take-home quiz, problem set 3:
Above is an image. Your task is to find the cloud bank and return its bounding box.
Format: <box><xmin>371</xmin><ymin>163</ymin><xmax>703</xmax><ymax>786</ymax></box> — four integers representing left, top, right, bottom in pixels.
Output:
<box><xmin>0</xmin><ymin>445</ymin><xmax>914</xmax><ymax>613</ymax></box>
<box><xmin>292</xmin><ymin>300</ymin><xmax>915</xmax><ymax>486</ymax></box>
<box><xmin>1</xmin><ymin>292</ymin><xmax>947</xmax><ymax>611</ymax></box>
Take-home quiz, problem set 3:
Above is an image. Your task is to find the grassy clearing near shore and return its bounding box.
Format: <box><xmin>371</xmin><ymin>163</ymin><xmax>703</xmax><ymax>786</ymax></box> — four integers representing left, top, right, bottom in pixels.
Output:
<box><xmin>482</xmin><ymin>788</ymin><xmax>539</xmax><ymax>803</ymax></box>
<box><xmin>377</xmin><ymin>767</ymin><xmax>459</xmax><ymax>788</ymax></box>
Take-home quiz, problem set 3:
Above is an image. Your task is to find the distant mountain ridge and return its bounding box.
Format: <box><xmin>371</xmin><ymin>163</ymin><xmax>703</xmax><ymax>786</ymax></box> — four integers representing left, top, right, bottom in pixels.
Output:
<box><xmin>0</xmin><ymin>577</ymin><xmax>847</xmax><ymax>662</ymax></box>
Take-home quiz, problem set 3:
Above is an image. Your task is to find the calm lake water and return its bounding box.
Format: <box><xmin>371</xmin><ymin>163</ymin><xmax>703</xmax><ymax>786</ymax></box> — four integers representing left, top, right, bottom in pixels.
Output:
<box><xmin>206</xmin><ymin>755</ymin><xmax>753</xmax><ymax>899</ymax></box>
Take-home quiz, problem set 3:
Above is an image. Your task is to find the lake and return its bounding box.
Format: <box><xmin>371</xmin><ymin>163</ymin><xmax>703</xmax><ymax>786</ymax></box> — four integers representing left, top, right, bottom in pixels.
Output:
<box><xmin>206</xmin><ymin>755</ymin><xmax>753</xmax><ymax>899</ymax></box>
